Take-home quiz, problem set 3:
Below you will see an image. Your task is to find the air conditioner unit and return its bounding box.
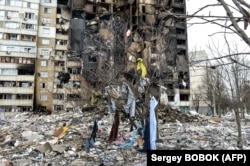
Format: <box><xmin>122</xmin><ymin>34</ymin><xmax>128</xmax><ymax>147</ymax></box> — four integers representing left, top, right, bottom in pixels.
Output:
<box><xmin>42</xmin><ymin>21</ymin><xmax>47</xmax><ymax>25</ymax></box>
<box><xmin>40</xmin><ymin>55</ymin><xmax>44</xmax><ymax>57</ymax></box>
<box><xmin>7</xmin><ymin>16</ymin><xmax>11</xmax><ymax>19</ymax></box>
<box><xmin>6</xmin><ymin>51</ymin><xmax>11</xmax><ymax>54</ymax></box>
<box><xmin>24</xmin><ymin>18</ymin><xmax>27</xmax><ymax>21</ymax></box>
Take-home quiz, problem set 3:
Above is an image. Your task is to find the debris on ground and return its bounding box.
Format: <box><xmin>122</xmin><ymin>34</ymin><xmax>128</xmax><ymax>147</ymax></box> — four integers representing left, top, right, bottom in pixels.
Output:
<box><xmin>0</xmin><ymin>107</ymin><xmax>250</xmax><ymax>165</ymax></box>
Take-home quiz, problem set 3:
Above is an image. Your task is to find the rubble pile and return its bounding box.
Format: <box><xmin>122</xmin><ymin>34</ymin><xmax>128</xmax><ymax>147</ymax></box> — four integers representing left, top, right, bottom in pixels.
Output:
<box><xmin>0</xmin><ymin>111</ymin><xmax>147</xmax><ymax>166</ymax></box>
<box><xmin>157</xmin><ymin>118</ymin><xmax>250</xmax><ymax>150</ymax></box>
<box><xmin>157</xmin><ymin>106</ymin><xmax>205</xmax><ymax>123</ymax></box>
<box><xmin>0</xmin><ymin>109</ymin><xmax>250</xmax><ymax>166</ymax></box>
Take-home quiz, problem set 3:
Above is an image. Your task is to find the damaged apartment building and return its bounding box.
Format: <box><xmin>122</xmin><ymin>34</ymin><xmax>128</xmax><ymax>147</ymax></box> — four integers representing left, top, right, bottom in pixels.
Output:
<box><xmin>0</xmin><ymin>0</ymin><xmax>189</xmax><ymax>113</ymax></box>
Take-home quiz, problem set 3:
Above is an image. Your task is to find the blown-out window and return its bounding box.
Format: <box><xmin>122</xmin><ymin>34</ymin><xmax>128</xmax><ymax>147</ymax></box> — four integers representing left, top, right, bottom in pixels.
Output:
<box><xmin>54</xmin><ymin>105</ymin><xmax>64</xmax><ymax>111</ymax></box>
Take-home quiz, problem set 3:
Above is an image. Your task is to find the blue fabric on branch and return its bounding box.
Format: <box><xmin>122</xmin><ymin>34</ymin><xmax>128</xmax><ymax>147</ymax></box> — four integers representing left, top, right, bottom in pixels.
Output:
<box><xmin>139</xmin><ymin>96</ymin><xmax>158</xmax><ymax>153</ymax></box>
<box><xmin>85</xmin><ymin>137</ymin><xmax>95</xmax><ymax>153</ymax></box>
<box><xmin>141</xmin><ymin>125</ymin><xmax>145</xmax><ymax>138</ymax></box>
<box><xmin>108</xmin><ymin>100</ymin><xmax>116</xmax><ymax>113</ymax></box>
<box><xmin>118</xmin><ymin>127</ymin><xmax>139</xmax><ymax>149</ymax></box>
<box><xmin>85</xmin><ymin>119</ymin><xmax>98</xmax><ymax>153</ymax></box>
<box><xmin>150</xmin><ymin>96</ymin><xmax>158</xmax><ymax>150</ymax></box>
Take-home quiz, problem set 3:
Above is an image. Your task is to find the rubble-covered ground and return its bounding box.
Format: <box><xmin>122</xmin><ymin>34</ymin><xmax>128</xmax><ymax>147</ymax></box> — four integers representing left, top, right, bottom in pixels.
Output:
<box><xmin>0</xmin><ymin>108</ymin><xmax>250</xmax><ymax>166</ymax></box>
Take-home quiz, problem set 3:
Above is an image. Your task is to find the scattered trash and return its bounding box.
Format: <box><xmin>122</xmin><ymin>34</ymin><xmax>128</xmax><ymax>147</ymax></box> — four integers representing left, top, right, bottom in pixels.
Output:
<box><xmin>0</xmin><ymin>106</ymin><xmax>249</xmax><ymax>165</ymax></box>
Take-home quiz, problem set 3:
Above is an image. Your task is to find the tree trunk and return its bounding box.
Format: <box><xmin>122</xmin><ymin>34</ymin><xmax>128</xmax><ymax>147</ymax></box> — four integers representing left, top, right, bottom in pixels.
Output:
<box><xmin>234</xmin><ymin>108</ymin><xmax>243</xmax><ymax>149</ymax></box>
<box><xmin>216</xmin><ymin>105</ymin><xmax>221</xmax><ymax>118</ymax></box>
<box><xmin>195</xmin><ymin>106</ymin><xmax>199</xmax><ymax>113</ymax></box>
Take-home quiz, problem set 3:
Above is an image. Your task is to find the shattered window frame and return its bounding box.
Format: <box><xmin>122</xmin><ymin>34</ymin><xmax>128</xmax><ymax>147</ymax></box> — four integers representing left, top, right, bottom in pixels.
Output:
<box><xmin>53</xmin><ymin>93</ymin><xmax>64</xmax><ymax>100</ymax></box>
<box><xmin>54</xmin><ymin>105</ymin><xmax>64</xmax><ymax>111</ymax></box>
<box><xmin>180</xmin><ymin>94</ymin><xmax>189</xmax><ymax>101</ymax></box>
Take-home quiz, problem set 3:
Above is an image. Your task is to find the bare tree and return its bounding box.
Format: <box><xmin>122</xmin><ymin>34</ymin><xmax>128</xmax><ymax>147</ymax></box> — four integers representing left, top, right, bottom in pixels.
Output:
<box><xmin>201</xmin><ymin>66</ymin><xmax>226</xmax><ymax>117</ymax></box>
<box><xmin>206</xmin><ymin>41</ymin><xmax>250</xmax><ymax>149</ymax></box>
<box><xmin>188</xmin><ymin>0</ymin><xmax>250</xmax><ymax>149</ymax></box>
<box><xmin>201</xmin><ymin>65</ymin><xmax>217</xmax><ymax>116</ymax></box>
<box><xmin>213</xmin><ymin>69</ymin><xmax>227</xmax><ymax>118</ymax></box>
<box><xmin>240</xmin><ymin>83</ymin><xmax>250</xmax><ymax>114</ymax></box>
<box><xmin>192</xmin><ymin>92</ymin><xmax>203</xmax><ymax>113</ymax></box>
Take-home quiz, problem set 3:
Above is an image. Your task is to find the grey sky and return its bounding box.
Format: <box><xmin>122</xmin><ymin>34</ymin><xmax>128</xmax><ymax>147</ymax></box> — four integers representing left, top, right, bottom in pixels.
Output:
<box><xmin>186</xmin><ymin>0</ymin><xmax>250</xmax><ymax>52</ymax></box>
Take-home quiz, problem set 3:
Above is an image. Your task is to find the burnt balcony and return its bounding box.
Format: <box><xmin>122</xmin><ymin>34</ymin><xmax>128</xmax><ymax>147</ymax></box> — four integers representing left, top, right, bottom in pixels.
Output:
<box><xmin>176</xmin><ymin>34</ymin><xmax>186</xmax><ymax>40</ymax></box>
<box><xmin>177</xmin><ymin>44</ymin><xmax>187</xmax><ymax>50</ymax></box>
<box><xmin>175</xmin><ymin>22</ymin><xmax>186</xmax><ymax>29</ymax></box>
<box><xmin>179</xmin><ymin>89</ymin><xmax>190</xmax><ymax>94</ymax></box>
<box><xmin>171</xmin><ymin>0</ymin><xmax>185</xmax><ymax>8</ymax></box>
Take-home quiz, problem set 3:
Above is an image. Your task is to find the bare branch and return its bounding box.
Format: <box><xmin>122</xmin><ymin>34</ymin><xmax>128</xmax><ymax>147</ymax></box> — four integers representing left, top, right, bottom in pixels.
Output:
<box><xmin>208</xmin><ymin>31</ymin><xmax>235</xmax><ymax>37</ymax></box>
<box><xmin>220</xmin><ymin>0</ymin><xmax>250</xmax><ymax>46</ymax></box>
<box><xmin>237</xmin><ymin>0</ymin><xmax>250</xmax><ymax>9</ymax></box>
<box><xmin>190</xmin><ymin>52</ymin><xmax>250</xmax><ymax>65</ymax></box>
<box><xmin>229</xmin><ymin>57</ymin><xmax>250</xmax><ymax>69</ymax></box>
<box><xmin>187</xmin><ymin>4</ymin><xmax>221</xmax><ymax>21</ymax></box>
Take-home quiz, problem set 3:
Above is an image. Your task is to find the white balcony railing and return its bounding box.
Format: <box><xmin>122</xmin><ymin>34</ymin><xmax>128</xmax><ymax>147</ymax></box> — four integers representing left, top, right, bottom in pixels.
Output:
<box><xmin>0</xmin><ymin>39</ymin><xmax>36</xmax><ymax>47</ymax></box>
<box><xmin>53</xmin><ymin>99</ymin><xmax>65</xmax><ymax>105</ymax></box>
<box><xmin>0</xmin><ymin>28</ymin><xmax>37</xmax><ymax>36</ymax></box>
<box><xmin>5</xmin><ymin>17</ymin><xmax>38</xmax><ymax>24</ymax></box>
<box><xmin>0</xmin><ymin>51</ymin><xmax>36</xmax><ymax>58</ymax></box>
<box><xmin>0</xmin><ymin>87</ymin><xmax>34</xmax><ymax>94</ymax></box>
<box><xmin>0</xmin><ymin>99</ymin><xmax>33</xmax><ymax>106</ymax></box>
<box><xmin>179</xmin><ymin>89</ymin><xmax>190</xmax><ymax>94</ymax></box>
<box><xmin>179</xmin><ymin>101</ymin><xmax>190</xmax><ymax>107</ymax></box>
<box><xmin>0</xmin><ymin>75</ymin><xmax>34</xmax><ymax>81</ymax></box>
<box><xmin>139</xmin><ymin>0</ymin><xmax>155</xmax><ymax>4</ymax></box>
<box><xmin>0</xmin><ymin>5</ymin><xmax>39</xmax><ymax>14</ymax></box>
<box><xmin>55</xmin><ymin>45</ymin><xmax>67</xmax><ymax>50</ymax></box>
<box><xmin>56</xmin><ymin>34</ymin><xmax>69</xmax><ymax>40</ymax></box>
<box><xmin>53</xmin><ymin>88</ymin><xmax>65</xmax><ymax>93</ymax></box>
<box><xmin>67</xmin><ymin>61</ymin><xmax>81</xmax><ymax>67</ymax></box>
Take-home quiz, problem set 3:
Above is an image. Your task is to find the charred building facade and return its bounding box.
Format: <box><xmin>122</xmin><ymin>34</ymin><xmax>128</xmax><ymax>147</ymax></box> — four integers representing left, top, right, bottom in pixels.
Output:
<box><xmin>0</xmin><ymin>0</ymin><xmax>189</xmax><ymax>112</ymax></box>
<box><xmin>66</xmin><ymin>0</ymin><xmax>190</xmax><ymax>112</ymax></box>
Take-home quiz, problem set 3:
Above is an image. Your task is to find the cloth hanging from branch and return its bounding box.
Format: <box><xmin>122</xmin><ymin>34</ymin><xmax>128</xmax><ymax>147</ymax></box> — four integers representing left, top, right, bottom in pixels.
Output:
<box><xmin>121</xmin><ymin>82</ymin><xmax>136</xmax><ymax>117</ymax></box>
<box><xmin>85</xmin><ymin>119</ymin><xmax>98</xmax><ymax>153</ymax></box>
<box><xmin>137</xmin><ymin>58</ymin><xmax>147</xmax><ymax>78</ymax></box>
<box><xmin>150</xmin><ymin>96</ymin><xmax>158</xmax><ymax>150</ymax></box>
<box><xmin>90</xmin><ymin>90</ymin><xmax>102</xmax><ymax>105</ymax></box>
<box><xmin>140</xmin><ymin>96</ymin><xmax>158</xmax><ymax>152</ymax></box>
<box><xmin>108</xmin><ymin>111</ymin><xmax>120</xmax><ymax>141</ymax></box>
<box><xmin>118</xmin><ymin>127</ymin><xmax>139</xmax><ymax>149</ymax></box>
